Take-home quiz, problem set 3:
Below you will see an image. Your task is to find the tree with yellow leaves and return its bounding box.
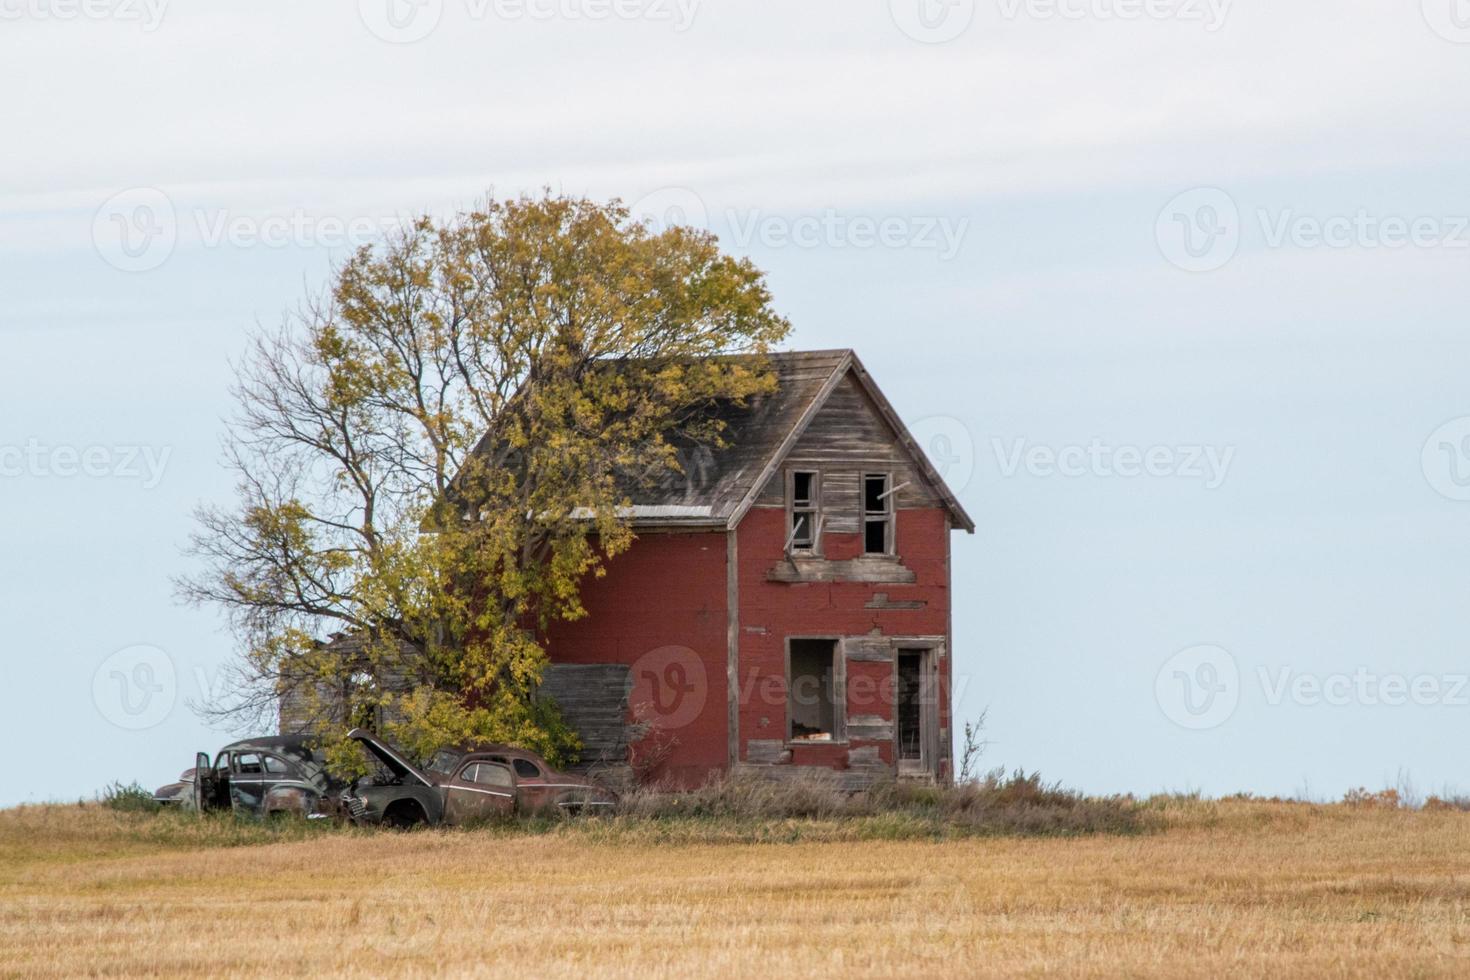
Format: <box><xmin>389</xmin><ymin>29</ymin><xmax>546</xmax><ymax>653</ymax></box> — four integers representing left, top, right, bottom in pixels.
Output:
<box><xmin>180</xmin><ymin>192</ymin><xmax>790</xmax><ymax>771</ymax></box>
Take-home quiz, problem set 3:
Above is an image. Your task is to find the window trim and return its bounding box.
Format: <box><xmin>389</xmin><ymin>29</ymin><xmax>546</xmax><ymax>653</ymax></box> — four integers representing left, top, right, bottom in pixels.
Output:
<box><xmin>784</xmin><ymin>635</ymin><xmax>846</xmax><ymax>746</ymax></box>
<box><xmin>785</xmin><ymin>469</ymin><xmax>822</xmax><ymax>555</ymax></box>
<box><xmin>459</xmin><ymin>761</ymin><xmax>515</xmax><ymax>788</ymax></box>
<box><xmin>861</xmin><ymin>471</ymin><xmax>895</xmax><ymax>556</ymax></box>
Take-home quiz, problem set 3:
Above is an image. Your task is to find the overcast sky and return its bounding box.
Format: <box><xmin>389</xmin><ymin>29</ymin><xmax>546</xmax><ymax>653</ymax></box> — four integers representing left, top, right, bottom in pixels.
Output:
<box><xmin>4</xmin><ymin>0</ymin><xmax>1470</xmax><ymax>807</ymax></box>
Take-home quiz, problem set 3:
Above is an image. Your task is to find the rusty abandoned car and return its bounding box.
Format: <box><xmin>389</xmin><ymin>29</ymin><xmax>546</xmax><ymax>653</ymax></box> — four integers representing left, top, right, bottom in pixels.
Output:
<box><xmin>340</xmin><ymin>728</ymin><xmax>617</xmax><ymax>828</ymax></box>
<box><xmin>152</xmin><ymin>735</ymin><xmax>343</xmax><ymax>819</ymax></box>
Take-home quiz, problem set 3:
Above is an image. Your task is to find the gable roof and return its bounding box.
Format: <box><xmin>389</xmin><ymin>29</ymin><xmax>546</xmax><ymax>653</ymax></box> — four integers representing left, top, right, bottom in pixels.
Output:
<box><xmin>459</xmin><ymin>349</ymin><xmax>975</xmax><ymax>533</ymax></box>
<box><xmin>620</xmin><ymin>349</ymin><xmax>973</xmax><ymax>533</ymax></box>
<box><xmin>724</xmin><ymin>350</ymin><xmax>974</xmax><ymax>533</ymax></box>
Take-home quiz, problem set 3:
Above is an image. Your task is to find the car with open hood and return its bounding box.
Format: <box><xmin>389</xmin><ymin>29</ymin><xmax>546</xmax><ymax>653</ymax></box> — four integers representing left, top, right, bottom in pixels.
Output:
<box><xmin>153</xmin><ymin>735</ymin><xmax>343</xmax><ymax>820</ymax></box>
<box><xmin>340</xmin><ymin>728</ymin><xmax>617</xmax><ymax>827</ymax></box>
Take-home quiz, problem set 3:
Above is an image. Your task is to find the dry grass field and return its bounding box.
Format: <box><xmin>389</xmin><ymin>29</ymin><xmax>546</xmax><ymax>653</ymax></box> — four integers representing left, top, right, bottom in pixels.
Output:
<box><xmin>3</xmin><ymin>799</ymin><xmax>1470</xmax><ymax>978</ymax></box>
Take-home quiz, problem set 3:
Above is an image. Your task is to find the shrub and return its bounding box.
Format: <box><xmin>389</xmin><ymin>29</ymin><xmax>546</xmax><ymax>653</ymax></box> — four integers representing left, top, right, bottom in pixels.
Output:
<box><xmin>611</xmin><ymin>768</ymin><xmax>1152</xmax><ymax>838</ymax></box>
<box><xmin>99</xmin><ymin>781</ymin><xmax>160</xmax><ymax>814</ymax></box>
<box><xmin>1342</xmin><ymin>787</ymin><xmax>1402</xmax><ymax>809</ymax></box>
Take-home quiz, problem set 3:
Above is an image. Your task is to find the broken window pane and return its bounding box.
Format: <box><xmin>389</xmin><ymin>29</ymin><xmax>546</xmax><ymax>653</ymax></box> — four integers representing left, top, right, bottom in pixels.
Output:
<box><xmin>864</xmin><ymin>475</ymin><xmax>887</xmax><ymax>512</ymax></box>
<box><xmin>788</xmin><ymin>470</ymin><xmax>820</xmax><ymax>552</ymax></box>
<box><xmin>793</xmin><ymin>471</ymin><xmax>814</xmax><ymax>505</ymax></box>
<box><xmin>791</xmin><ymin>511</ymin><xmax>812</xmax><ymax>547</ymax></box>
<box><xmin>864</xmin><ymin>519</ymin><xmax>887</xmax><ymax>554</ymax></box>
<box><xmin>863</xmin><ymin>474</ymin><xmax>891</xmax><ymax>555</ymax></box>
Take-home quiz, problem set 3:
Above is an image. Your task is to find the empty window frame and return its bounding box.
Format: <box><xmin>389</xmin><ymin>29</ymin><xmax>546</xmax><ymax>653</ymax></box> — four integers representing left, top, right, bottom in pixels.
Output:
<box><xmin>787</xmin><ymin>470</ymin><xmax>821</xmax><ymax>552</ymax></box>
<box><xmin>862</xmin><ymin>473</ymin><xmax>894</xmax><ymax>555</ymax></box>
<box><xmin>788</xmin><ymin>638</ymin><xmax>842</xmax><ymax>742</ymax></box>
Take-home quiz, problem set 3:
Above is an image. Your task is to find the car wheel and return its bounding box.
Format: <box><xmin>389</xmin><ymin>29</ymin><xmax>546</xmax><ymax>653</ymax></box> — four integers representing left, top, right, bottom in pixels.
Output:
<box><xmin>382</xmin><ymin>800</ymin><xmax>428</xmax><ymax>829</ymax></box>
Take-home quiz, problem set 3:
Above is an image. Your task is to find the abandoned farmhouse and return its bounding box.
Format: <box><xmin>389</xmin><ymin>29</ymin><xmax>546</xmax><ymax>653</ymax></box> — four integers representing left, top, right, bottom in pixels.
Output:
<box><xmin>286</xmin><ymin>350</ymin><xmax>973</xmax><ymax>788</ymax></box>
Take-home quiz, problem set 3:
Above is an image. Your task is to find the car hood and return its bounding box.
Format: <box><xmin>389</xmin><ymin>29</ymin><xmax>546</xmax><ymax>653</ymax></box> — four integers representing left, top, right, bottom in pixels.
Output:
<box><xmin>346</xmin><ymin>728</ymin><xmax>434</xmax><ymax>787</ymax></box>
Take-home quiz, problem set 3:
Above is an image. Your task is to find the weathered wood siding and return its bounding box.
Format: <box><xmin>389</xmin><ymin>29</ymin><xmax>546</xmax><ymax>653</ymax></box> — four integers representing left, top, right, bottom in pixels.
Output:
<box><xmin>538</xmin><ymin>663</ymin><xmax>636</xmax><ymax>787</ymax></box>
<box><xmin>754</xmin><ymin>369</ymin><xmax>943</xmax><ymax>519</ymax></box>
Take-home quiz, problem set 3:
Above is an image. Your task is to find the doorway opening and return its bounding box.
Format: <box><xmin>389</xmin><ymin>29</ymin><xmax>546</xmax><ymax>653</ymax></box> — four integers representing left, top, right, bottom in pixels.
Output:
<box><xmin>896</xmin><ymin>648</ymin><xmax>934</xmax><ymax>775</ymax></box>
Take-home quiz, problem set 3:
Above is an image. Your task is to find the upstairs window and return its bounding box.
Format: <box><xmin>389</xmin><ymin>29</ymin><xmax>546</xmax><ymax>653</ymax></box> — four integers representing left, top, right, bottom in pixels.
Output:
<box><xmin>787</xmin><ymin>470</ymin><xmax>820</xmax><ymax>552</ymax></box>
<box><xmin>863</xmin><ymin>474</ymin><xmax>893</xmax><ymax>555</ymax></box>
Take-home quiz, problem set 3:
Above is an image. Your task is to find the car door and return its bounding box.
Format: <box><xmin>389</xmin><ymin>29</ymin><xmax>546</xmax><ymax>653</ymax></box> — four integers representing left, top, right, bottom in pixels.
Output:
<box><xmin>191</xmin><ymin>752</ymin><xmax>214</xmax><ymax>812</ymax></box>
<box><xmin>441</xmin><ymin>761</ymin><xmax>516</xmax><ymax>825</ymax></box>
<box><xmin>229</xmin><ymin>752</ymin><xmax>268</xmax><ymax>817</ymax></box>
<box><xmin>509</xmin><ymin>757</ymin><xmax>551</xmax><ymax>813</ymax></box>
<box><xmin>260</xmin><ymin>754</ymin><xmax>314</xmax><ymax>817</ymax></box>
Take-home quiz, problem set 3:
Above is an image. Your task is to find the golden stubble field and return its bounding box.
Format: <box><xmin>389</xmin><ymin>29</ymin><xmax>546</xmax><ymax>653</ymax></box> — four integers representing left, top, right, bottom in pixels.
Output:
<box><xmin>3</xmin><ymin>801</ymin><xmax>1470</xmax><ymax>978</ymax></box>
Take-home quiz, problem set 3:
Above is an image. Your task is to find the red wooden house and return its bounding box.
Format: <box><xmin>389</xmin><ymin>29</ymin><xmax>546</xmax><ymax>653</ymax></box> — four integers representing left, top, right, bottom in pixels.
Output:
<box><xmin>536</xmin><ymin>349</ymin><xmax>974</xmax><ymax>788</ymax></box>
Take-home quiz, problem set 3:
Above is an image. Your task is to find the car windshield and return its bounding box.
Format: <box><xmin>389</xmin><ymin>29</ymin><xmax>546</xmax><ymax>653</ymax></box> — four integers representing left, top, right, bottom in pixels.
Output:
<box><xmin>426</xmin><ymin>750</ymin><xmax>462</xmax><ymax>775</ymax></box>
<box><xmin>277</xmin><ymin>745</ymin><xmax>332</xmax><ymax>792</ymax></box>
